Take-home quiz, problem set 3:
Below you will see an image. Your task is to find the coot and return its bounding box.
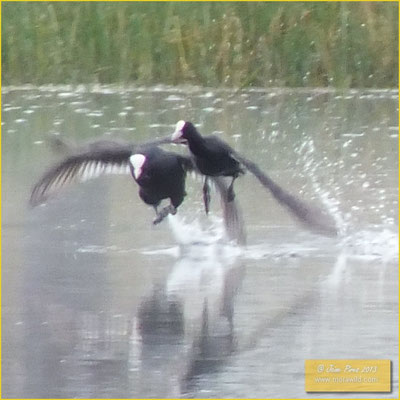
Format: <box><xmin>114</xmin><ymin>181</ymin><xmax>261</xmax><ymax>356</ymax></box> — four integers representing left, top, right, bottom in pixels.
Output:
<box><xmin>30</xmin><ymin>140</ymin><xmax>191</xmax><ymax>225</ymax></box>
<box><xmin>171</xmin><ymin>121</ymin><xmax>244</xmax><ymax>210</ymax></box>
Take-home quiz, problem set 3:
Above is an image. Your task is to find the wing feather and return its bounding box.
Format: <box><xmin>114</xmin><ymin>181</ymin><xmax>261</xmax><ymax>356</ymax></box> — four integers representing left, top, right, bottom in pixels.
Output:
<box><xmin>30</xmin><ymin>145</ymin><xmax>133</xmax><ymax>207</ymax></box>
<box><xmin>30</xmin><ymin>135</ymin><xmax>174</xmax><ymax>207</ymax></box>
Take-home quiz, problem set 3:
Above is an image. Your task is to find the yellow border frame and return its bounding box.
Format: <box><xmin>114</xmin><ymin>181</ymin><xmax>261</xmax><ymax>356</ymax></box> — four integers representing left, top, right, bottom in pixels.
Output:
<box><xmin>0</xmin><ymin>1</ymin><xmax>398</xmax><ymax>400</ymax></box>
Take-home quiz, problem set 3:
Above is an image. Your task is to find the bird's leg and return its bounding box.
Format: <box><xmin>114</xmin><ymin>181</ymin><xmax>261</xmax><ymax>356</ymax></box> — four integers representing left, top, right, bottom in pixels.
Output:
<box><xmin>203</xmin><ymin>177</ymin><xmax>211</xmax><ymax>214</ymax></box>
<box><xmin>153</xmin><ymin>206</ymin><xmax>163</xmax><ymax>225</ymax></box>
<box><xmin>227</xmin><ymin>176</ymin><xmax>236</xmax><ymax>202</ymax></box>
<box><xmin>153</xmin><ymin>204</ymin><xmax>176</xmax><ymax>225</ymax></box>
<box><xmin>167</xmin><ymin>203</ymin><xmax>177</xmax><ymax>215</ymax></box>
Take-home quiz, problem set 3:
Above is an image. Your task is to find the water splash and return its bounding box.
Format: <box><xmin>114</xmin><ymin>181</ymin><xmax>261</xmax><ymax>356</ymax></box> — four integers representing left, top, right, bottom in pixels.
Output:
<box><xmin>167</xmin><ymin>214</ymin><xmax>243</xmax><ymax>253</ymax></box>
<box><xmin>296</xmin><ymin>136</ymin><xmax>348</xmax><ymax>236</ymax></box>
<box><xmin>339</xmin><ymin>229</ymin><xmax>398</xmax><ymax>261</ymax></box>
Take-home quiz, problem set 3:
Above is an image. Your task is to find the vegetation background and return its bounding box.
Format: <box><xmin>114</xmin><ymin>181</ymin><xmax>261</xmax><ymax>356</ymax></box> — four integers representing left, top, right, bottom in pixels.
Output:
<box><xmin>2</xmin><ymin>1</ymin><xmax>398</xmax><ymax>88</ymax></box>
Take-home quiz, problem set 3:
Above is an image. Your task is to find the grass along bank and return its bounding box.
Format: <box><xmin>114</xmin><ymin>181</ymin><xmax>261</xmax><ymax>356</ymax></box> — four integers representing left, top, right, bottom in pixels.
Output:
<box><xmin>2</xmin><ymin>2</ymin><xmax>398</xmax><ymax>88</ymax></box>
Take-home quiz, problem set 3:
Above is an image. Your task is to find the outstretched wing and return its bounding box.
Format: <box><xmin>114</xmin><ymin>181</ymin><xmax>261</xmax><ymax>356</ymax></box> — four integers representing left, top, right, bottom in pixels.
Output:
<box><xmin>231</xmin><ymin>150</ymin><xmax>338</xmax><ymax>237</ymax></box>
<box><xmin>30</xmin><ymin>141</ymin><xmax>134</xmax><ymax>207</ymax></box>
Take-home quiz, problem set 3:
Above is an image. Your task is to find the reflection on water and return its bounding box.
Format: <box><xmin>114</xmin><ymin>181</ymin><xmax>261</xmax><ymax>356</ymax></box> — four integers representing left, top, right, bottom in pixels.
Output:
<box><xmin>2</xmin><ymin>86</ymin><xmax>398</xmax><ymax>398</ymax></box>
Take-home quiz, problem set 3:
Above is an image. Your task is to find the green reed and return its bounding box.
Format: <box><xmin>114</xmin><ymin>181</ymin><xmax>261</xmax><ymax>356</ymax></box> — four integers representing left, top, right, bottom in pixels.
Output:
<box><xmin>2</xmin><ymin>2</ymin><xmax>398</xmax><ymax>88</ymax></box>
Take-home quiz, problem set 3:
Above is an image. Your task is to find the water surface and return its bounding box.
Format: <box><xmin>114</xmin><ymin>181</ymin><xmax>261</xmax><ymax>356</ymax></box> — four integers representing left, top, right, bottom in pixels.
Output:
<box><xmin>2</xmin><ymin>85</ymin><xmax>398</xmax><ymax>398</ymax></box>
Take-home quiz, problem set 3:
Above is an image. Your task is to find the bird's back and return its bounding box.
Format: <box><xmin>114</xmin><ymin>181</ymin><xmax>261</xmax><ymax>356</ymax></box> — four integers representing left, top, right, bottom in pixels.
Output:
<box><xmin>193</xmin><ymin>135</ymin><xmax>241</xmax><ymax>176</ymax></box>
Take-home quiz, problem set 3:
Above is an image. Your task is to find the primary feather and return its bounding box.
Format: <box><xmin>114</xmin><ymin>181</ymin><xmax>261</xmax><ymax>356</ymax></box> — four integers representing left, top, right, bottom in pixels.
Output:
<box><xmin>30</xmin><ymin>137</ymin><xmax>198</xmax><ymax>207</ymax></box>
<box><xmin>30</xmin><ymin>140</ymin><xmax>135</xmax><ymax>206</ymax></box>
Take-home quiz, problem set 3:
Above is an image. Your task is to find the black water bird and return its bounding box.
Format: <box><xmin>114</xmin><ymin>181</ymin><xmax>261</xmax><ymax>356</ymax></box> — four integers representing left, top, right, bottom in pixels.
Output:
<box><xmin>171</xmin><ymin>121</ymin><xmax>245</xmax><ymax>212</ymax></box>
<box><xmin>171</xmin><ymin>121</ymin><xmax>338</xmax><ymax>236</ymax></box>
<box><xmin>30</xmin><ymin>140</ymin><xmax>192</xmax><ymax>225</ymax></box>
<box><xmin>129</xmin><ymin>147</ymin><xmax>191</xmax><ymax>224</ymax></box>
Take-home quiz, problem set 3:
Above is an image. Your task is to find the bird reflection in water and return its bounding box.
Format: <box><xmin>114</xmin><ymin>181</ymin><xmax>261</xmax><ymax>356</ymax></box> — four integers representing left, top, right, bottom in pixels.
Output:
<box><xmin>134</xmin><ymin>245</ymin><xmax>245</xmax><ymax>397</ymax></box>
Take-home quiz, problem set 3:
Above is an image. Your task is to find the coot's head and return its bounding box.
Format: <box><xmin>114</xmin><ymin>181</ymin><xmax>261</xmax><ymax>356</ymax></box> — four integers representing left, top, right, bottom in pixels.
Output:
<box><xmin>130</xmin><ymin>153</ymin><xmax>146</xmax><ymax>179</ymax></box>
<box><xmin>171</xmin><ymin>120</ymin><xmax>196</xmax><ymax>144</ymax></box>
